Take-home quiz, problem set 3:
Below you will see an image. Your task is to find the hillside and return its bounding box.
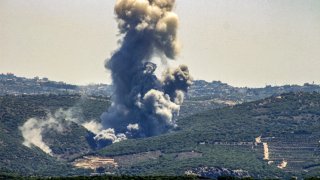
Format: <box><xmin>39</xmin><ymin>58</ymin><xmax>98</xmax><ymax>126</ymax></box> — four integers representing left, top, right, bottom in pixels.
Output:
<box><xmin>1</xmin><ymin>92</ymin><xmax>320</xmax><ymax>178</ymax></box>
<box><xmin>98</xmin><ymin>92</ymin><xmax>320</xmax><ymax>178</ymax></box>
<box><xmin>0</xmin><ymin>94</ymin><xmax>110</xmax><ymax>175</ymax></box>
<box><xmin>0</xmin><ymin>93</ymin><xmax>223</xmax><ymax>176</ymax></box>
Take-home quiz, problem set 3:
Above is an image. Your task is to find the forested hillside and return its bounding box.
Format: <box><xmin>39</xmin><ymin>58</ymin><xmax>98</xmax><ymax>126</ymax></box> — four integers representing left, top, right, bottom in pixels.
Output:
<box><xmin>98</xmin><ymin>92</ymin><xmax>320</xmax><ymax>178</ymax></box>
<box><xmin>0</xmin><ymin>95</ymin><xmax>110</xmax><ymax>175</ymax></box>
<box><xmin>1</xmin><ymin>93</ymin><xmax>320</xmax><ymax>178</ymax></box>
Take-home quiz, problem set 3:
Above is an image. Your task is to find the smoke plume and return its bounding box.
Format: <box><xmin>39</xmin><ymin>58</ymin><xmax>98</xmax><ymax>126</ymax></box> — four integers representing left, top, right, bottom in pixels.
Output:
<box><xmin>101</xmin><ymin>0</ymin><xmax>192</xmax><ymax>140</ymax></box>
<box><xmin>19</xmin><ymin>115</ymin><xmax>61</xmax><ymax>155</ymax></box>
<box><xmin>19</xmin><ymin>109</ymin><xmax>110</xmax><ymax>155</ymax></box>
<box><xmin>19</xmin><ymin>109</ymin><xmax>72</xmax><ymax>155</ymax></box>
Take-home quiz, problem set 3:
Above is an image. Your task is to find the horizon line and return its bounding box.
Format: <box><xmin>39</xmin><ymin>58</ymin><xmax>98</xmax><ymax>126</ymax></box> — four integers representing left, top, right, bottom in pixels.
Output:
<box><xmin>1</xmin><ymin>72</ymin><xmax>318</xmax><ymax>89</ymax></box>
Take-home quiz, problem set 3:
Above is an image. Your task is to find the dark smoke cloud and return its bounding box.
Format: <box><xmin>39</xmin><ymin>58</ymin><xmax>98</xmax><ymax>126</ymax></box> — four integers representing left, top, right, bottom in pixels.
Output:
<box><xmin>100</xmin><ymin>0</ymin><xmax>192</xmax><ymax>140</ymax></box>
<box><xmin>162</xmin><ymin>65</ymin><xmax>192</xmax><ymax>101</ymax></box>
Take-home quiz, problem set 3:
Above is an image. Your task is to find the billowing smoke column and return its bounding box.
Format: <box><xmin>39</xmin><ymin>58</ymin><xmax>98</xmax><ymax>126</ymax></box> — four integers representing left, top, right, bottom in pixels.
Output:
<box><xmin>101</xmin><ymin>0</ymin><xmax>192</xmax><ymax>139</ymax></box>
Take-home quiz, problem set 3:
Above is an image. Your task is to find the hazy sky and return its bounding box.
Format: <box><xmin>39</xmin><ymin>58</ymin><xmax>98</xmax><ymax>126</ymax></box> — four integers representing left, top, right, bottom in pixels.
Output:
<box><xmin>1</xmin><ymin>0</ymin><xmax>320</xmax><ymax>87</ymax></box>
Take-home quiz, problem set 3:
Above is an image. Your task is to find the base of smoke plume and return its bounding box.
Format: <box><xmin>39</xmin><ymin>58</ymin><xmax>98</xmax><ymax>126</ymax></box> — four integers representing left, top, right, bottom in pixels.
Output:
<box><xmin>86</xmin><ymin>131</ymin><xmax>113</xmax><ymax>150</ymax></box>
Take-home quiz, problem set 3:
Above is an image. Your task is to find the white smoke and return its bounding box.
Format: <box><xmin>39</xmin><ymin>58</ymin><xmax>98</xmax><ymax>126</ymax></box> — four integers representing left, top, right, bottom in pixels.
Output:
<box><xmin>82</xmin><ymin>121</ymin><xmax>128</xmax><ymax>143</ymax></box>
<box><xmin>19</xmin><ymin>109</ymin><xmax>105</xmax><ymax>155</ymax></box>
<box><xmin>82</xmin><ymin>121</ymin><xmax>103</xmax><ymax>135</ymax></box>
<box><xmin>127</xmin><ymin>123</ymin><xmax>140</xmax><ymax>131</ymax></box>
<box><xmin>143</xmin><ymin>89</ymin><xmax>180</xmax><ymax>125</ymax></box>
<box><xmin>20</xmin><ymin>118</ymin><xmax>52</xmax><ymax>155</ymax></box>
<box><xmin>94</xmin><ymin>128</ymin><xmax>127</xmax><ymax>143</ymax></box>
<box><xmin>19</xmin><ymin>110</ymin><xmax>67</xmax><ymax>155</ymax></box>
<box><xmin>173</xmin><ymin>90</ymin><xmax>184</xmax><ymax>105</ymax></box>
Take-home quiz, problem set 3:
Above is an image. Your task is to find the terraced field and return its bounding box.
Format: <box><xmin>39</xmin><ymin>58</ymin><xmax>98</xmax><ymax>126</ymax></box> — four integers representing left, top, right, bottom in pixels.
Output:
<box><xmin>261</xmin><ymin>136</ymin><xmax>320</xmax><ymax>175</ymax></box>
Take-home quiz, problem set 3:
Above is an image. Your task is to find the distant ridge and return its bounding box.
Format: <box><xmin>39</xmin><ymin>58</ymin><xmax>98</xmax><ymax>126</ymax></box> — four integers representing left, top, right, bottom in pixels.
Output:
<box><xmin>0</xmin><ymin>73</ymin><xmax>112</xmax><ymax>97</ymax></box>
<box><xmin>2</xmin><ymin>73</ymin><xmax>320</xmax><ymax>104</ymax></box>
